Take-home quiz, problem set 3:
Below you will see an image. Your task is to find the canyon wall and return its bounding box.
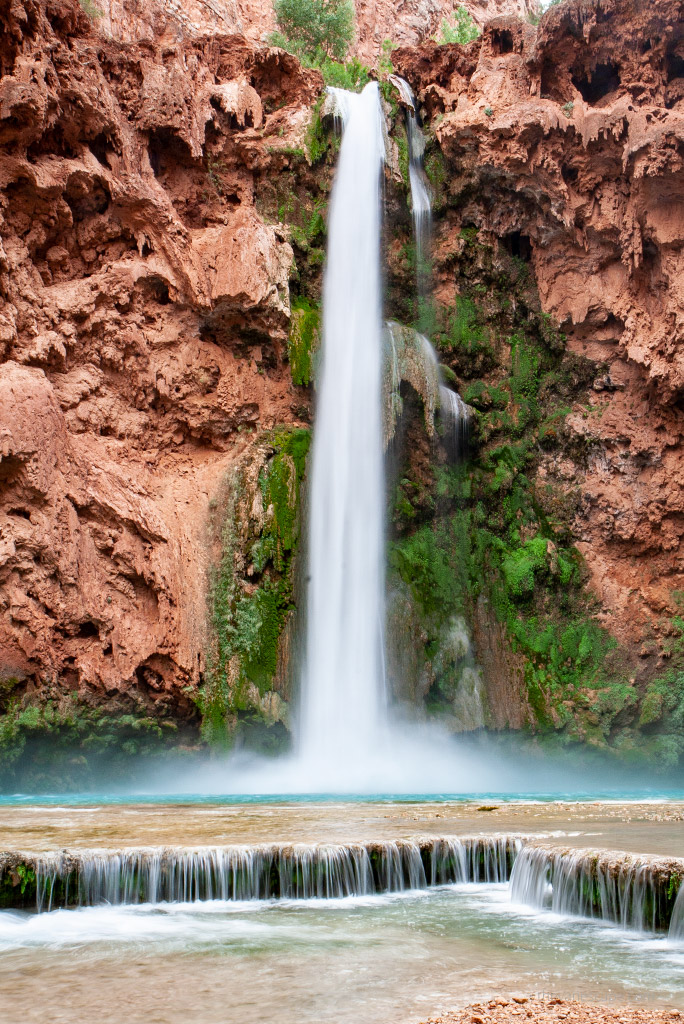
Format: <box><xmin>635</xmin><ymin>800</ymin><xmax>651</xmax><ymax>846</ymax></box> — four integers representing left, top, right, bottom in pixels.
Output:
<box><xmin>0</xmin><ymin>0</ymin><xmax>320</xmax><ymax>747</ymax></box>
<box><xmin>1</xmin><ymin>0</ymin><xmax>683</xmax><ymax>777</ymax></box>
<box><xmin>391</xmin><ymin>0</ymin><xmax>684</xmax><ymax>758</ymax></box>
<box><xmin>93</xmin><ymin>0</ymin><xmax>540</xmax><ymax>61</ymax></box>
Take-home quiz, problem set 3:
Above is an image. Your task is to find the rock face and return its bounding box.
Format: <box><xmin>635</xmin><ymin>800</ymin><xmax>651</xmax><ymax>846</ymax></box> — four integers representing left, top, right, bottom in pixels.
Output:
<box><xmin>2</xmin><ymin>0</ymin><xmax>684</xmax><ymax>765</ymax></box>
<box><xmin>95</xmin><ymin>0</ymin><xmax>540</xmax><ymax>60</ymax></box>
<box><xmin>0</xmin><ymin>0</ymin><xmax>318</xmax><ymax>720</ymax></box>
<box><xmin>395</xmin><ymin>0</ymin><xmax>684</xmax><ymax>658</ymax></box>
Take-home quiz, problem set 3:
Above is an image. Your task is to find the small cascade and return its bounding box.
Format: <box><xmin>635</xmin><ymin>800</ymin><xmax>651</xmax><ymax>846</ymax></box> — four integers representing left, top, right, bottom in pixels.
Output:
<box><xmin>510</xmin><ymin>845</ymin><xmax>684</xmax><ymax>934</ymax></box>
<box><xmin>389</xmin><ymin>75</ymin><xmax>469</xmax><ymax>463</ymax></box>
<box><xmin>669</xmin><ymin>882</ymin><xmax>684</xmax><ymax>941</ymax></box>
<box><xmin>439</xmin><ymin>386</ymin><xmax>470</xmax><ymax>461</ymax></box>
<box><xmin>389</xmin><ymin>74</ymin><xmax>431</xmax><ymax>268</ymax></box>
<box><xmin>0</xmin><ymin>836</ymin><xmax>524</xmax><ymax>912</ymax></box>
<box><xmin>384</xmin><ymin>321</ymin><xmax>441</xmax><ymax>444</ymax></box>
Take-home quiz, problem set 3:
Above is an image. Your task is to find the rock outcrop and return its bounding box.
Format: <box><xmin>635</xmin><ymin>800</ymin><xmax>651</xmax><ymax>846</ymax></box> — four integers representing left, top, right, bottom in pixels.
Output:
<box><xmin>94</xmin><ymin>0</ymin><xmax>540</xmax><ymax>61</ymax></box>
<box><xmin>0</xmin><ymin>0</ymin><xmax>318</xmax><ymax>721</ymax></box>
<box><xmin>395</xmin><ymin>0</ymin><xmax>684</xmax><ymax>656</ymax></box>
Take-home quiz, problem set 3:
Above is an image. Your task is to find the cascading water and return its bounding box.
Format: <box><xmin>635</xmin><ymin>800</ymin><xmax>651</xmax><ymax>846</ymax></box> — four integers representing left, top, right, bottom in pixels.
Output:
<box><xmin>299</xmin><ymin>83</ymin><xmax>387</xmax><ymax>769</ymax></box>
<box><xmin>391</xmin><ymin>75</ymin><xmax>470</xmax><ymax>462</ymax></box>
<box><xmin>510</xmin><ymin>845</ymin><xmax>684</xmax><ymax>935</ymax></box>
<box><xmin>3</xmin><ymin>836</ymin><xmax>522</xmax><ymax>911</ymax></box>
<box><xmin>390</xmin><ymin>74</ymin><xmax>431</xmax><ymax>268</ymax></box>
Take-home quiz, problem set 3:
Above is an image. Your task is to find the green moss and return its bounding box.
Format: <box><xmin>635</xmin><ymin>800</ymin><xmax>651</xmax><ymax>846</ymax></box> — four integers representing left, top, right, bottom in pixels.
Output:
<box><xmin>201</xmin><ymin>428</ymin><xmax>311</xmax><ymax>747</ymax></box>
<box><xmin>395</xmin><ymin>125</ymin><xmax>410</xmax><ymax>189</ymax></box>
<box><xmin>0</xmin><ymin>697</ymin><xmax>182</xmax><ymax>790</ymax></box>
<box><xmin>304</xmin><ymin>96</ymin><xmax>335</xmax><ymax>164</ymax></box>
<box><xmin>288</xmin><ymin>297</ymin><xmax>320</xmax><ymax>386</ymax></box>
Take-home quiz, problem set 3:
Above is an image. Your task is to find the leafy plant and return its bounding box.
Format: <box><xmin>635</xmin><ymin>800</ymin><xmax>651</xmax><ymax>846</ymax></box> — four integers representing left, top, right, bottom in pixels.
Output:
<box><xmin>435</xmin><ymin>5</ymin><xmax>480</xmax><ymax>45</ymax></box>
<box><xmin>271</xmin><ymin>0</ymin><xmax>355</xmax><ymax>61</ymax></box>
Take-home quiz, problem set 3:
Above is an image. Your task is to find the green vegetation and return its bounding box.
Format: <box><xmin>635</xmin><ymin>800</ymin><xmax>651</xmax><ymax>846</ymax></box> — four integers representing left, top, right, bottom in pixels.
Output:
<box><xmin>270</xmin><ymin>0</ymin><xmax>374</xmax><ymax>91</ymax></box>
<box><xmin>288</xmin><ymin>297</ymin><xmax>320</xmax><ymax>385</ymax></box>
<box><xmin>270</xmin><ymin>0</ymin><xmax>371</xmax><ymax>92</ymax></box>
<box><xmin>0</xmin><ymin>693</ymin><xmax>183</xmax><ymax>790</ymax></box>
<box><xmin>200</xmin><ymin>428</ymin><xmax>311</xmax><ymax>749</ymax></box>
<box><xmin>385</xmin><ymin>230</ymin><xmax>676</xmax><ymax>757</ymax></box>
<box><xmin>271</xmin><ymin>0</ymin><xmax>355</xmax><ymax>61</ymax></box>
<box><xmin>434</xmin><ymin>5</ymin><xmax>480</xmax><ymax>45</ymax></box>
<box><xmin>78</xmin><ymin>0</ymin><xmax>103</xmax><ymax>18</ymax></box>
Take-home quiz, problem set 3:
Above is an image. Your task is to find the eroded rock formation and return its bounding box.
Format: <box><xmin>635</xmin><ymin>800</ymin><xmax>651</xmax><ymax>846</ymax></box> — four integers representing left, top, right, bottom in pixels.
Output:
<box><xmin>94</xmin><ymin>0</ymin><xmax>540</xmax><ymax>61</ymax></box>
<box><xmin>0</xmin><ymin>0</ymin><xmax>318</xmax><ymax>726</ymax></box>
<box><xmin>394</xmin><ymin>0</ymin><xmax>684</xmax><ymax>725</ymax></box>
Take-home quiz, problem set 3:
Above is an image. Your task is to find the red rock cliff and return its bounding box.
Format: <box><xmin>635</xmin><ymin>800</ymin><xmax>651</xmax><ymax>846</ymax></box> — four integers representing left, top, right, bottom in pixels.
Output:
<box><xmin>0</xmin><ymin>0</ymin><xmax>320</xmax><ymax>719</ymax></box>
<box><xmin>394</xmin><ymin>0</ymin><xmax>684</xmax><ymax>678</ymax></box>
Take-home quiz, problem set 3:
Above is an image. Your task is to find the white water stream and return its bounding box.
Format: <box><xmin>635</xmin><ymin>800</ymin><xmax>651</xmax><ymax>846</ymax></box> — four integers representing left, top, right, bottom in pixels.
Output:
<box><xmin>299</xmin><ymin>83</ymin><xmax>387</xmax><ymax>768</ymax></box>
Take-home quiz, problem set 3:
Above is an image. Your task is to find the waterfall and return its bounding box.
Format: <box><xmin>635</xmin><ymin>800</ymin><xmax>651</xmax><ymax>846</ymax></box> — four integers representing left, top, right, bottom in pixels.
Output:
<box><xmin>670</xmin><ymin>882</ymin><xmax>684</xmax><ymax>941</ymax></box>
<box><xmin>299</xmin><ymin>83</ymin><xmax>387</xmax><ymax>767</ymax></box>
<box><xmin>391</xmin><ymin>75</ymin><xmax>470</xmax><ymax>463</ymax></box>
<box><xmin>439</xmin><ymin>386</ymin><xmax>470</xmax><ymax>461</ymax></box>
<box><xmin>0</xmin><ymin>836</ymin><xmax>523</xmax><ymax>911</ymax></box>
<box><xmin>510</xmin><ymin>845</ymin><xmax>683</xmax><ymax>934</ymax></box>
<box><xmin>390</xmin><ymin>74</ymin><xmax>431</xmax><ymax>267</ymax></box>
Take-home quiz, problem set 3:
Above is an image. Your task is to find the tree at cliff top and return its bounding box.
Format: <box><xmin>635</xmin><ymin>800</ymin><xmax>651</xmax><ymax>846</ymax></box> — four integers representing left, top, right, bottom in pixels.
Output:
<box><xmin>434</xmin><ymin>5</ymin><xmax>480</xmax><ymax>45</ymax></box>
<box><xmin>271</xmin><ymin>0</ymin><xmax>355</xmax><ymax>61</ymax></box>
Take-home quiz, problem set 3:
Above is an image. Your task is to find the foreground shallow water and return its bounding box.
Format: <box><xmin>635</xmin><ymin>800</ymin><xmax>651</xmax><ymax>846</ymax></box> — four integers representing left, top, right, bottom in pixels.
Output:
<box><xmin>1</xmin><ymin>885</ymin><xmax>683</xmax><ymax>1024</ymax></box>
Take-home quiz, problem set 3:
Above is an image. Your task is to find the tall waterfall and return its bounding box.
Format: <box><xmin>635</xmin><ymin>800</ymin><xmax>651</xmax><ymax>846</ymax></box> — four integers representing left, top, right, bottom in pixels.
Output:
<box><xmin>299</xmin><ymin>83</ymin><xmax>387</xmax><ymax>768</ymax></box>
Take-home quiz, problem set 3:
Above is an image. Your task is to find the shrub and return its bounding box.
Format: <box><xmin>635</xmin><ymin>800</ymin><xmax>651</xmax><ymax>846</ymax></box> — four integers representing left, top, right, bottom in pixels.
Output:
<box><xmin>435</xmin><ymin>5</ymin><xmax>480</xmax><ymax>45</ymax></box>
<box><xmin>272</xmin><ymin>0</ymin><xmax>355</xmax><ymax>61</ymax></box>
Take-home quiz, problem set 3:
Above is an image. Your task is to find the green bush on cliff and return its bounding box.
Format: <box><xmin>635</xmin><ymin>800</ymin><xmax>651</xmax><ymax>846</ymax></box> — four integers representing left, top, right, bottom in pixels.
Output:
<box><xmin>271</xmin><ymin>0</ymin><xmax>355</xmax><ymax>61</ymax></box>
<box><xmin>434</xmin><ymin>5</ymin><xmax>480</xmax><ymax>45</ymax></box>
<box><xmin>0</xmin><ymin>697</ymin><xmax>180</xmax><ymax>791</ymax></box>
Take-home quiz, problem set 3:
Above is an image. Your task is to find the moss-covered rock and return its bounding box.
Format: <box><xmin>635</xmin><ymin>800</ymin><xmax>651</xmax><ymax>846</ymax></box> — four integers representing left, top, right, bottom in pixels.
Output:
<box><xmin>200</xmin><ymin>427</ymin><xmax>311</xmax><ymax>750</ymax></box>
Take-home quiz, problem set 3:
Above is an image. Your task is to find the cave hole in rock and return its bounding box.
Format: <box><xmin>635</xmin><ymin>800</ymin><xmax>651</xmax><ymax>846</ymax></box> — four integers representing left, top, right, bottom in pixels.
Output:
<box><xmin>103</xmin><ymin>643</ymin><xmax>113</xmax><ymax>656</ymax></box>
<box><xmin>540</xmin><ymin>61</ymin><xmax>564</xmax><ymax>101</ymax></box>
<box><xmin>209</xmin><ymin>95</ymin><xmax>256</xmax><ymax>130</ymax></box>
<box><xmin>141</xmin><ymin>276</ymin><xmax>171</xmax><ymax>305</ymax></box>
<box><xmin>27</xmin><ymin>125</ymin><xmax>79</xmax><ymax>162</ymax></box>
<box><xmin>666</xmin><ymin>43</ymin><xmax>684</xmax><ymax>81</ymax></box>
<box><xmin>87</xmin><ymin>133</ymin><xmax>113</xmax><ymax>169</ymax></box>
<box><xmin>0</xmin><ymin>455</ymin><xmax>23</xmax><ymax>485</ymax></box>
<box><xmin>491</xmin><ymin>29</ymin><xmax>515</xmax><ymax>55</ymax></box>
<box><xmin>8</xmin><ymin>507</ymin><xmax>31</xmax><ymax>519</ymax></box>
<box><xmin>64</xmin><ymin>176</ymin><xmax>111</xmax><ymax>222</ymax></box>
<box><xmin>571</xmin><ymin>63</ymin><xmax>621</xmax><ymax>104</ymax></box>
<box><xmin>147</xmin><ymin>127</ymin><xmax>194</xmax><ymax>179</ymax></box>
<box><xmin>77</xmin><ymin>621</ymin><xmax>100</xmax><ymax>639</ymax></box>
<box><xmin>135</xmin><ymin>658</ymin><xmax>171</xmax><ymax>694</ymax></box>
<box><xmin>502</xmin><ymin>231</ymin><xmax>532</xmax><ymax>261</ymax></box>
<box><xmin>562</xmin><ymin>164</ymin><xmax>579</xmax><ymax>186</ymax></box>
